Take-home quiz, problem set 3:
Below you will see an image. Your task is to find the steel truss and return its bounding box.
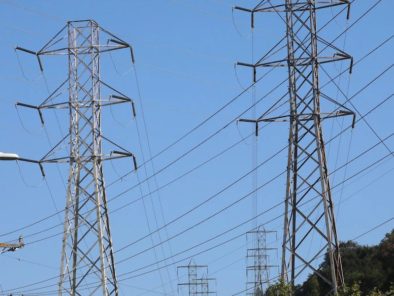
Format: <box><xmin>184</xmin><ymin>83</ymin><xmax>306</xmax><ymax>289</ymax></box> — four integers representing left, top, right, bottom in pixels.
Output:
<box><xmin>245</xmin><ymin>228</ymin><xmax>277</xmax><ymax>296</ymax></box>
<box><xmin>177</xmin><ymin>260</ymin><xmax>216</xmax><ymax>296</ymax></box>
<box><xmin>235</xmin><ymin>1</ymin><xmax>355</xmax><ymax>294</ymax></box>
<box><xmin>17</xmin><ymin>20</ymin><xmax>137</xmax><ymax>296</ymax></box>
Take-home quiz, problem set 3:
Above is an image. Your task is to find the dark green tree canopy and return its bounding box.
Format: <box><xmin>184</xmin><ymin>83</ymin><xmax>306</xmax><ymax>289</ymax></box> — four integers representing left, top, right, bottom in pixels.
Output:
<box><xmin>265</xmin><ymin>229</ymin><xmax>394</xmax><ymax>296</ymax></box>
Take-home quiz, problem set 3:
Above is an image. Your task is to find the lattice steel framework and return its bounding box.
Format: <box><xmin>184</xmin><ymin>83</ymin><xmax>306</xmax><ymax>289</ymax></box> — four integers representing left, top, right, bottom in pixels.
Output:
<box><xmin>245</xmin><ymin>228</ymin><xmax>277</xmax><ymax>296</ymax></box>
<box><xmin>177</xmin><ymin>260</ymin><xmax>216</xmax><ymax>296</ymax></box>
<box><xmin>16</xmin><ymin>20</ymin><xmax>137</xmax><ymax>296</ymax></box>
<box><xmin>235</xmin><ymin>1</ymin><xmax>355</xmax><ymax>294</ymax></box>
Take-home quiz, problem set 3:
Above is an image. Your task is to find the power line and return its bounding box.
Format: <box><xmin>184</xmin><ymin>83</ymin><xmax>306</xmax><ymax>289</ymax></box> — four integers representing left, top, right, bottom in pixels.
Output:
<box><xmin>0</xmin><ymin>2</ymin><xmax>390</xmax><ymax>294</ymax></box>
<box><xmin>10</xmin><ymin>49</ymin><xmax>394</xmax><ymax>262</ymax></box>
<box><xmin>6</xmin><ymin>66</ymin><xmax>390</xmax><ymax>296</ymax></box>
<box><xmin>114</xmin><ymin>131</ymin><xmax>394</xmax><ymax>273</ymax></box>
<box><xmin>14</xmin><ymin>148</ymin><xmax>394</xmax><ymax>295</ymax></box>
<box><xmin>230</xmin><ymin>212</ymin><xmax>394</xmax><ymax>296</ymax></box>
<box><xmin>5</xmin><ymin>96</ymin><xmax>393</xmax><ymax>295</ymax></box>
<box><xmin>59</xmin><ymin>55</ymin><xmax>394</xmax><ymax>252</ymax></box>
<box><xmin>19</xmin><ymin>202</ymin><xmax>393</xmax><ymax>296</ymax></box>
<box><xmin>132</xmin><ymin>61</ymin><xmax>177</xmax><ymax>294</ymax></box>
<box><xmin>3</xmin><ymin>30</ymin><xmax>390</xmax><ymax>250</ymax></box>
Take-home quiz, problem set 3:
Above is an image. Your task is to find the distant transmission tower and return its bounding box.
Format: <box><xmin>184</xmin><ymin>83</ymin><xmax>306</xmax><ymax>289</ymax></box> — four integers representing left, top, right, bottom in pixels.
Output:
<box><xmin>235</xmin><ymin>1</ymin><xmax>355</xmax><ymax>294</ymax></box>
<box><xmin>177</xmin><ymin>260</ymin><xmax>216</xmax><ymax>296</ymax></box>
<box><xmin>245</xmin><ymin>228</ymin><xmax>277</xmax><ymax>296</ymax></box>
<box><xmin>16</xmin><ymin>20</ymin><xmax>137</xmax><ymax>295</ymax></box>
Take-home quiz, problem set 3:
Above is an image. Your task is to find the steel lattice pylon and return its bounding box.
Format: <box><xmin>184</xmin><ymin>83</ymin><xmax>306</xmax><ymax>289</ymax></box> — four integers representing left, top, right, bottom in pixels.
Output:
<box><xmin>235</xmin><ymin>1</ymin><xmax>355</xmax><ymax>294</ymax></box>
<box><xmin>17</xmin><ymin>20</ymin><xmax>137</xmax><ymax>296</ymax></box>
<box><xmin>245</xmin><ymin>228</ymin><xmax>277</xmax><ymax>296</ymax></box>
<box><xmin>59</xmin><ymin>20</ymin><xmax>118</xmax><ymax>296</ymax></box>
<box><xmin>177</xmin><ymin>260</ymin><xmax>216</xmax><ymax>296</ymax></box>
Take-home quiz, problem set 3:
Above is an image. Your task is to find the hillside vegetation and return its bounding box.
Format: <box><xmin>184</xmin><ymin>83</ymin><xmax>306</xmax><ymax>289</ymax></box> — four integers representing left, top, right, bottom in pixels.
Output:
<box><xmin>266</xmin><ymin>230</ymin><xmax>394</xmax><ymax>296</ymax></box>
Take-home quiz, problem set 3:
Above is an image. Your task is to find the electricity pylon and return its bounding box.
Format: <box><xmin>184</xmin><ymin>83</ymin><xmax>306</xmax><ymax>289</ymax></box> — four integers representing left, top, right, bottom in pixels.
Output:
<box><xmin>235</xmin><ymin>1</ymin><xmax>355</xmax><ymax>294</ymax></box>
<box><xmin>245</xmin><ymin>228</ymin><xmax>277</xmax><ymax>296</ymax></box>
<box><xmin>16</xmin><ymin>20</ymin><xmax>137</xmax><ymax>295</ymax></box>
<box><xmin>177</xmin><ymin>260</ymin><xmax>216</xmax><ymax>296</ymax></box>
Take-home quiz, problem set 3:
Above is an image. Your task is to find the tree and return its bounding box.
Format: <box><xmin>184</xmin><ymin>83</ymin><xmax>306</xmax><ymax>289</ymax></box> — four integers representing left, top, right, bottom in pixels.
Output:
<box><xmin>377</xmin><ymin>231</ymin><xmax>394</xmax><ymax>291</ymax></box>
<box><xmin>307</xmin><ymin>275</ymin><xmax>320</xmax><ymax>296</ymax></box>
<box><xmin>338</xmin><ymin>282</ymin><xmax>362</xmax><ymax>296</ymax></box>
<box><xmin>367</xmin><ymin>287</ymin><xmax>384</xmax><ymax>296</ymax></box>
<box><xmin>265</xmin><ymin>279</ymin><xmax>293</xmax><ymax>296</ymax></box>
<box><xmin>293</xmin><ymin>229</ymin><xmax>394</xmax><ymax>295</ymax></box>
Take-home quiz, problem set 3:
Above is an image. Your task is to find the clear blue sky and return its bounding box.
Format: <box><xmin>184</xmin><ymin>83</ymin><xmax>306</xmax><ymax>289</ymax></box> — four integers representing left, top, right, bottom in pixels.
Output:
<box><xmin>0</xmin><ymin>0</ymin><xmax>393</xmax><ymax>295</ymax></box>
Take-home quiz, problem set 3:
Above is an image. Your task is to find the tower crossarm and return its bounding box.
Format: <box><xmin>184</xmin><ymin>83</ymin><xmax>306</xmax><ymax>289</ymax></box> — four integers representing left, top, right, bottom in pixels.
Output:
<box><xmin>235</xmin><ymin>0</ymin><xmax>352</xmax><ymax>293</ymax></box>
<box><xmin>16</xmin><ymin>20</ymin><xmax>137</xmax><ymax>296</ymax></box>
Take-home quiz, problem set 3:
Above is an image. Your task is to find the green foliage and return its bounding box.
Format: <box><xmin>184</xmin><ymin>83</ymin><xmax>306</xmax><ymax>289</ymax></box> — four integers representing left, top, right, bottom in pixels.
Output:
<box><xmin>303</xmin><ymin>275</ymin><xmax>320</xmax><ymax>296</ymax></box>
<box><xmin>295</xmin><ymin>229</ymin><xmax>394</xmax><ymax>296</ymax></box>
<box><xmin>338</xmin><ymin>282</ymin><xmax>362</xmax><ymax>296</ymax></box>
<box><xmin>265</xmin><ymin>279</ymin><xmax>293</xmax><ymax>296</ymax></box>
<box><xmin>367</xmin><ymin>287</ymin><xmax>385</xmax><ymax>296</ymax></box>
<box><xmin>365</xmin><ymin>284</ymin><xmax>394</xmax><ymax>296</ymax></box>
<box><xmin>377</xmin><ymin>231</ymin><xmax>394</xmax><ymax>291</ymax></box>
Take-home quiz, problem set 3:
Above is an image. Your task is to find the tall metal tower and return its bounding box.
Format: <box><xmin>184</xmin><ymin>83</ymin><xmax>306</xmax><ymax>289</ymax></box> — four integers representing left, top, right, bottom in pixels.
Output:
<box><xmin>177</xmin><ymin>260</ymin><xmax>216</xmax><ymax>296</ymax></box>
<box><xmin>235</xmin><ymin>1</ymin><xmax>354</xmax><ymax>294</ymax></box>
<box><xmin>16</xmin><ymin>20</ymin><xmax>137</xmax><ymax>295</ymax></box>
<box><xmin>245</xmin><ymin>228</ymin><xmax>276</xmax><ymax>296</ymax></box>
